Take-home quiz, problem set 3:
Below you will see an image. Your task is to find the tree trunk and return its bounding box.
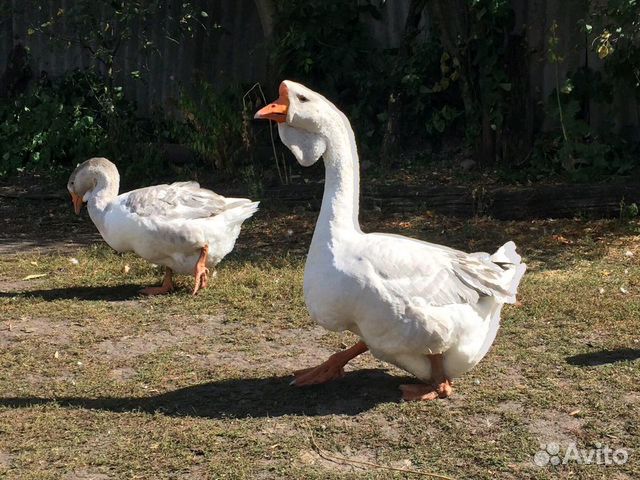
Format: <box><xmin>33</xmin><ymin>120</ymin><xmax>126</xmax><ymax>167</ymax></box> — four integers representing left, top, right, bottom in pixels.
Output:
<box><xmin>0</xmin><ymin>44</ymin><xmax>32</xmax><ymax>99</ymax></box>
<box><xmin>381</xmin><ymin>0</ymin><xmax>428</xmax><ymax>161</ymax></box>
<box><xmin>501</xmin><ymin>32</ymin><xmax>534</xmax><ymax>166</ymax></box>
<box><xmin>427</xmin><ymin>0</ymin><xmax>478</xmax><ymax>151</ymax></box>
<box><xmin>428</xmin><ymin>0</ymin><xmax>537</xmax><ymax>166</ymax></box>
<box><xmin>254</xmin><ymin>0</ymin><xmax>275</xmax><ymax>39</ymax></box>
<box><xmin>479</xmin><ymin>106</ymin><xmax>496</xmax><ymax>164</ymax></box>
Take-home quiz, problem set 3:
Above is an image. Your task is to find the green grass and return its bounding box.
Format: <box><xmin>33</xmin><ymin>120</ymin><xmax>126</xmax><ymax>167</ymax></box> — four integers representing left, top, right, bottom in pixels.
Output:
<box><xmin>0</xmin><ymin>199</ymin><xmax>639</xmax><ymax>479</ymax></box>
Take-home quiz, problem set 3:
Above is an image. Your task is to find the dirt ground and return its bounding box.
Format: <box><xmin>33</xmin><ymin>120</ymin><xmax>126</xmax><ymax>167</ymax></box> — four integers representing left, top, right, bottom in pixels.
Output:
<box><xmin>0</xmin><ymin>190</ymin><xmax>639</xmax><ymax>479</ymax></box>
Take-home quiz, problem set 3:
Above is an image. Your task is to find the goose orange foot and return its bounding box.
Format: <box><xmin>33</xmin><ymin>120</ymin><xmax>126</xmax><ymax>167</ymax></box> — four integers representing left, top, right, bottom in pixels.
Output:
<box><xmin>399</xmin><ymin>379</ymin><xmax>453</xmax><ymax>401</ymax></box>
<box><xmin>192</xmin><ymin>245</ymin><xmax>210</xmax><ymax>296</ymax></box>
<box><xmin>292</xmin><ymin>363</ymin><xmax>346</xmax><ymax>386</ymax></box>
<box><xmin>140</xmin><ymin>267</ymin><xmax>174</xmax><ymax>295</ymax></box>
<box><xmin>399</xmin><ymin>353</ymin><xmax>453</xmax><ymax>401</ymax></box>
<box><xmin>292</xmin><ymin>341</ymin><xmax>368</xmax><ymax>386</ymax></box>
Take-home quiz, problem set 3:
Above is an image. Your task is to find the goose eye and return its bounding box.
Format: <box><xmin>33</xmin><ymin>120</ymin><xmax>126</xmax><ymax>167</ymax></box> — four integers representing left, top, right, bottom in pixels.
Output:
<box><xmin>297</xmin><ymin>94</ymin><xmax>309</xmax><ymax>103</ymax></box>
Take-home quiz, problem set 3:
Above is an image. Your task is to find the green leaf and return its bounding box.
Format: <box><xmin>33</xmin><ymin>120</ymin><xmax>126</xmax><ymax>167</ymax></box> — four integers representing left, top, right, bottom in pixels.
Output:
<box><xmin>432</xmin><ymin>115</ymin><xmax>445</xmax><ymax>133</ymax></box>
<box><xmin>560</xmin><ymin>79</ymin><xmax>573</xmax><ymax>94</ymax></box>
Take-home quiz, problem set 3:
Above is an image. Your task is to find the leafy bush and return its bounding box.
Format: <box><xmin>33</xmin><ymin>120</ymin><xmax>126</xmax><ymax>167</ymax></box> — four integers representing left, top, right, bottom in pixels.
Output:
<box><xmin>0</xmin><ymin>69</ymin><xmax>164</xmax><ymax>182</ymax></box>
<box><xmin>523</xmin><ymin>13</ymin><xmax>640</xmax><ymax>182</ymax></box>
<box><xmin>403</xmin><ymin>48</ymin><xmax>464</xmax><ymax>140</ymax></box>
<box><xmin>271</xmin><ymin>0</ymin><xmax>462</xmax><ymax>153</ymax></box>
<box><xmin>0</xmin><ymin>70</ymin><xmax>280</xmax><ymax>190</ymax></box>
<box><xmin>0</xmin><ymin>0</ymin><xmax>209</xmax><ymax>182</ymax></box>
<box><xmin>178</xmin><ymin>81</ymin><xmax>248</xmax><ymax>173</ymax></box>
<box><xmin>1</xmin><ymin>71</ymin><xmax>103</xmax><ymax>175</ymax></box>
<box><xmin>591</xmin><ymin>0</ymin><xmax>640</xmax><ymax>99</ymax></box>
<box><xmin>19</xmin><ymin>0</ymin><xmax>208</xmax><ymax>84</ymax></box>
<box><xmin>2</xmin><ymin>1</ymin><xmax>638</xmax><ymax>186</ymax></box>
<box><xmin>530</xmin><ymin>79</ymin><xmax>636</xmax><ymax>181</ymax></box>
<box><xmin>177</xmin><ymin>80</ymin><xmax>297</xmax><ymax>193</ymax></box>
<box><xmin>272</xmin><ymin>0</ymin><xmax>386</xmax><ymax>141</ymax></box>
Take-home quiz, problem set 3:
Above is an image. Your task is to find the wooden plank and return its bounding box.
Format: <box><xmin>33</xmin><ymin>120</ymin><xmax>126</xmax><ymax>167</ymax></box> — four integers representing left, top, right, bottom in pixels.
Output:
<box><xmin>261</xmin><ymin>182</ymin><xmax>640</xmax><ymax>219</ymax></box>
<box><xmin>1</xmin><ymin>183</ymin><xmax>638</xmax><ymax>220</ymax></box>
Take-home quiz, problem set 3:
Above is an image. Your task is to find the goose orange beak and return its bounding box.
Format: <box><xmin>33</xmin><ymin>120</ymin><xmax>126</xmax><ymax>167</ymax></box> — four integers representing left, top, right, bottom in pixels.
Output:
<box><xmin>71</xmin><ymin>192</ymin><xmax>83</xmax><ymax>214</ymax></box>
<box><xmin>254</xmin><ymin>83</ymin><xmax>289</xmax><ymax>123</ymax></box>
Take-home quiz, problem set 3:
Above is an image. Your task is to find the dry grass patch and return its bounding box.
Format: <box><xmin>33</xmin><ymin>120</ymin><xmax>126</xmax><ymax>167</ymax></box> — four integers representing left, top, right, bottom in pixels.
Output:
<box><xmin>0</xmin><ymin>196</ymin><xmax>638</xmax><ymax>479</ymax></box>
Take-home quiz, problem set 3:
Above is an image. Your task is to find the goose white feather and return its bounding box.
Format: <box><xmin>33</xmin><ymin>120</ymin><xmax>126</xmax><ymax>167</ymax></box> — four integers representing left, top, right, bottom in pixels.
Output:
<box><xmin>256</xmin><ymin>81</ymin><xmax>526</xmax><ymax>397</ymax></box>
<box><xmin>67</xmin><ymin>158</ymin><xmax>258</xmax><ymax>293</ymax></box>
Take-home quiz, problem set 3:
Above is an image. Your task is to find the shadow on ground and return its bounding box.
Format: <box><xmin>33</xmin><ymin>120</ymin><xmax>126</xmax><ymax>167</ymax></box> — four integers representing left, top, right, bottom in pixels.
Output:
<box><xmin>566</xmin><ymin>348</ymin><xmax>640</xmax><ymax>366</ymax></box>
<box><xmin>0</xmin><ymin>369</ymin><xmax>409</xmax><ymax>418</ymax></box>
<box><xmin>0</xmin><ymin>284</ymin><xmax>144</xmax><ymax>301</ymax></box>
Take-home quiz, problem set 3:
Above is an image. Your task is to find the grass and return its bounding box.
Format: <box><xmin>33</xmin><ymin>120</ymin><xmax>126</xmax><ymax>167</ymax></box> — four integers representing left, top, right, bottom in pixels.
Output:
<box><xmin>0</xmin><ymin>194</ymin><xmax>639</xmax><ymax>479</ymax></box>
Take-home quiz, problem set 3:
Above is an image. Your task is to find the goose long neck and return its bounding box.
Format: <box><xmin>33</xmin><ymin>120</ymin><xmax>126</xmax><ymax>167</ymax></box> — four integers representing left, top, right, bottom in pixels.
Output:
<box><xmin>87</xmin><ymin>168</ymin><xmax>120</xmax><ymax>220</ymax></box>
<box><xmin>316</xmin><ymin>124</ymin><xmax>361</xmax><ymax>238</ymax></box>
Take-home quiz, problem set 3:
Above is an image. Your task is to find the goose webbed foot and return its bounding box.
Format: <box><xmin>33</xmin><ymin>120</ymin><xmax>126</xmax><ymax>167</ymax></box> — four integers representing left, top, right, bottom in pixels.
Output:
<box><xmin>192</xmin><ymin>245</ymin><xmax>210</xmax><ymax>296</ymax></box>
<box><xmin>292</xmin><ymin>363</ymin><xmax>346</xmax><ymax>386</ymax></box>
<box><xmin>399</xmin><ymin>353</ymin><xmax>453</xmax><ymax>401</ymax></box>
<box><xmin>399</xmin><ymin>379</ymin><xmax>453</xmax><ymax>401</ymax></box>
<box><xmin>140</xmin><ymin>267</ymin><xmax>174</xmax><ymax>296</ymax></box>
<box><xmin>291</xmin><ymin>341</ymin><xmax>368</xmax><ymax>387</ymax></box>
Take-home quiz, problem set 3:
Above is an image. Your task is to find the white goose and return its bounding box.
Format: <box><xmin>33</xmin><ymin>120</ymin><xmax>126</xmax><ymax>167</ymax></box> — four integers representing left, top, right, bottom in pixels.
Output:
<box><xmin>255</xmin><ymin>81</ymin><xmax>526</xmax><ymax>401</ymax></box>
<box><xmin>67</xmin><ymin>157</ymin><xmax>259</xmax><ymax>295</ymax></box>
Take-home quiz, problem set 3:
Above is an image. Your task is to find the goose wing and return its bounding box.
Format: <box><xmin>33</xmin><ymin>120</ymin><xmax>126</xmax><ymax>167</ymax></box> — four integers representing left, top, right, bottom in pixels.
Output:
<box><xmin>123</xmin><ymin>182</ymin><xmax>232</xmax><ymax>219</ymax></box>
<box><xmin>359</xmin><ymin>233</ymin><xmax>517</xmax><ymax>307</ymax></box>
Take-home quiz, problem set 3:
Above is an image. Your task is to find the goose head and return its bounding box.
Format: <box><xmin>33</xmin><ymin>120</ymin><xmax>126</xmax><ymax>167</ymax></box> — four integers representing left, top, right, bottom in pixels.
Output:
<box><xmin>67</xmin><ymin>157</ymin><xmax>119</xmax><ymax>214</ymax></box>
<box><xmin>255</xmin><ymin>81</ymin><xmax>347</xmax><ymax>167</ymax></box>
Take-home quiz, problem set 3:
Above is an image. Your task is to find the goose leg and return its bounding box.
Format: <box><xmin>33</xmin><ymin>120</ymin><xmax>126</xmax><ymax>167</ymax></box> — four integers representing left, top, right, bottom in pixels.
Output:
<box><xmin>399</xmin><ymin>353</ymin><xmax>453</xmax><ymax>401</ymax></box>
<box><xmin>192</xmin><ymin>245</ymin><xmax>210</xmax><ymax>296</ymax></box>
<box><xmin>292</xmin><ymin>341</ymin><xmax>368</xmax><ymax>386</ymax></box>
<box><xmin>140</xmin><ymin>267</ymin><xmax>174</xmax><ymax>295</ymax></box>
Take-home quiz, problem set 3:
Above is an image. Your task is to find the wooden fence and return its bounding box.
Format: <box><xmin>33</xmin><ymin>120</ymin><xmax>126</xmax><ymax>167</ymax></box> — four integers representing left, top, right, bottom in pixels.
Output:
<box><xmin>0</xmin><ymin>0</ymin><xmax>638</xmax><ymax>129</ymax></box>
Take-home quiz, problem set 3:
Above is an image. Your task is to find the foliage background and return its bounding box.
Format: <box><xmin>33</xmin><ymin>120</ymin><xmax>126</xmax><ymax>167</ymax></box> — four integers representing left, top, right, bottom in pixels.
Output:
<box><xmin>0</xmin><ymin>0</ymin><xmax>639</xmax><ymax>188</ymax></box>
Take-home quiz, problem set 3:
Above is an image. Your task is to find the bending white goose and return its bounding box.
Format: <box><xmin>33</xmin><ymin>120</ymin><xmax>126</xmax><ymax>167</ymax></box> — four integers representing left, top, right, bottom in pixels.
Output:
<box><xmin>67</xmin><ymin>157</ymin><xmax>259</xmax><ymax>295</ymax></box>
<box><xmin>255</xmin><ymin>81</ymin><xmax>526</xmax><ymax>401</ymax></box>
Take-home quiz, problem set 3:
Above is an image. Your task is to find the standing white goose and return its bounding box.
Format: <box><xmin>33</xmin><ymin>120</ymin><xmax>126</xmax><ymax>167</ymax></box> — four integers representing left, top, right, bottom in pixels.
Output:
<box><xmin>255</xmin><ymin>81</ymin><xmax>526</xmax><ymax>401</ymax></box>
<box><xmin>67</xmin><ymin>157</ymin><xmax>259</xmax><ymax>295</ymax></box>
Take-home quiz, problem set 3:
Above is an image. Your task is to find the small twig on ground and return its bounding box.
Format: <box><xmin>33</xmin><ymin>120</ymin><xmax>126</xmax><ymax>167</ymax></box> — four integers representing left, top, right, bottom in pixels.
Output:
<box><xmin>304</xmin><ymin>422</ymin><xmax>456</xmax><ymax>479</ymax></box>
